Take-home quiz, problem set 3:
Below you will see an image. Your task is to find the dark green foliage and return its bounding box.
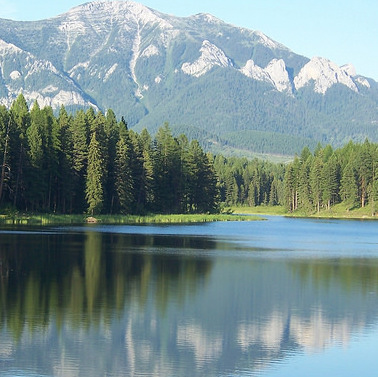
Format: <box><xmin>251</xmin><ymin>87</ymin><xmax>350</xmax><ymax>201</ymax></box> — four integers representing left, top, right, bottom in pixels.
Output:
<box><xmin>214</xmin><ymin>154</ymin><xmax>285</xmax><ymax>208</ymax></box>
<box><xmin>321</xmin><ymin>155</ymin><xmax>340</xmax><ymax>209</ymax></box>
<box><xmin>153</xmin><ymin>123</ymin><xmax>182</xmax><ymax>213</ymax></box>
<box><xmin>310</xmin><ymin>155</ymin><xmax>324</xmax><ymax>213</ymax></box>
<box><xmin>9</xmin><ymin>94</ymin><xmax>30</xmax><ymax>208</ymax></box>
<box><xmin>114</xmin><ymin>136</ymin><xmax>134</xmax><ymax>214</ymax></box>
<box><xmin>2</xmin><ymin>95</ymin><xmax>378</xmax><ymax>216</ymax></box>
<box><xmin>86</xmin><ymin>132</ymin><xmax>105</xmax><ymax>215</ymax></box>
<box><xmin>132</xmin><ymin>68</ymin><xmax>378</xmax><ymax>157</ymax></box>
<box><xmin>340</xmin><ymin>162</ymin><xmax>359</xmax><ymax>209</ymax></box>
<box><xmin>185</xmin><ymin>141</ymin><xmax>218</xmax><ymax>213</ymax></box>
<box><xmin>284</xmin><ymin>160</ymin><xmax>298</xmax><ymax>212</ymax></box>
<box><xmin>214</xmin><ymin>141</ymin><xmax>378</xmax><ymax>214</ymax></box>
<box><xmin>0</xmin><ymin>96</ymin><xmax>219</xmax><ymax>215</ymax></box>
<box><xmin>56</xmin><ymin>105</ymin><xmax>74</xmax><ymax>213</ymax></box>
<box><xmin>283</xmin><ymin>143</ymin><xmax>378</xmax><ymax>214</ymax></box>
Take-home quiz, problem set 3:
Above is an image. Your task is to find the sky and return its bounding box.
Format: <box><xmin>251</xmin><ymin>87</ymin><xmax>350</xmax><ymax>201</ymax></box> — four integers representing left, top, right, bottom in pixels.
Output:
<box><xmin>0</xmin><ymin>0</ymin><xmax>377</xmax><ymax>80</ymax></box>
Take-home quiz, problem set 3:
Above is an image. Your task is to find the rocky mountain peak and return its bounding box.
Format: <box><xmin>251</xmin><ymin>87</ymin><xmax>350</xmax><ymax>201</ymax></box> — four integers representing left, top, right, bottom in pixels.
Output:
<box><xmin>265</xmin><ymin>59</ymin><xmax>292</xmax><ymax>93</ymax></box>
<box><xmin>341</xmin><ymin>63</ymin><xmax>357</xmax><ymax>77</ymax></box>
<box><xmin>181</xmin><ymin>40</ymin><xmax>233</xmax><ymax>77</ymax></box>
<box><xmin>190</xmin><ymin>13</ymin><xmax>223</xmax><ymax>25</ymax></box>
<box><xmin>0</xmin><ymin>39</ymin><xmax>20</xmax><ymax>54</ymax></box>
<box><xmin>240</xmin><ymin>59</ymin><xmax>271</xmax><ymax>83</ymax></box>
<box><xmin>64</xmin><ymin>1</ymin><xmax>172</xmax><ymax>29</ymax></box>
<box><xmin>240</xmin><ymin>58</ymin><xmax>292</xmax><ymax>93</ymax></box>
<box><xmin>0</xmin><ymin>0</ymin><xmax>376</xmax><ymax>155</ymax></box>
<box><xmin>294</xmin><ymin>57</ymin><xmax>358</xmax><ymax>94</ymax></box>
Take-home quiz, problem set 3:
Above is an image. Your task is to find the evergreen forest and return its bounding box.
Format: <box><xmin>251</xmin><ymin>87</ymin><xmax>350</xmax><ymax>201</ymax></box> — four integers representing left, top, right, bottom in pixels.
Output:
<box><xmin>216</xmin><ymin>140</ymin><xmax>378</xmax><ymax>215</ymax></box>
<box><xmin>0</xmin><ymin>95</ymin><xmax>217</xmax><ymax>215</ymax></box>
<box><xmin>1</xmin><ymin>94</ymin><xmax>378</xmax><ymax>216</ymax></box>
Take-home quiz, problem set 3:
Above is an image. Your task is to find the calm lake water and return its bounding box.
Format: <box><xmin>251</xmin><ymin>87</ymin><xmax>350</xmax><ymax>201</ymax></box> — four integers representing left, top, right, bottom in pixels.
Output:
<box><xmin>0</xmin><ymin>216</ymin><xmax>378</xmax><ymax>376</ymax></box>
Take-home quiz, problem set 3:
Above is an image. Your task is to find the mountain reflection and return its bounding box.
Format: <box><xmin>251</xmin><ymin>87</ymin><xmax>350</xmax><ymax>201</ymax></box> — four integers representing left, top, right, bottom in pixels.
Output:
<box><xmin>0</xmin><ymin>227</ymin><xmax>378</xmax><ymax>376</ymax></box>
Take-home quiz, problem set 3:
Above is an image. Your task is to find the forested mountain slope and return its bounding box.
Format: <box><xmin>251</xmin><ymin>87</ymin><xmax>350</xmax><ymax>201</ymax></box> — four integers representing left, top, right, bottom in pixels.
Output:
<box><xmin>0</xmin><ymin>1</ymin><xmax>377</xmax><ymax>156</ymax></box>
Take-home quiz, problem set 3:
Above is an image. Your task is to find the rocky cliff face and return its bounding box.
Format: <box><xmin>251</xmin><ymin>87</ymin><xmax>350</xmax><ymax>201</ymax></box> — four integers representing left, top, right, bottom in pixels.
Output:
<box><xmin>294</xmin><ymin>57</ymin><xmax>358</xmax><ymax>94</ymax></box>
<box><xmin>0</xmin><ymin>1</ymin><xmax>377</xmax><ymax>154</ymax></box>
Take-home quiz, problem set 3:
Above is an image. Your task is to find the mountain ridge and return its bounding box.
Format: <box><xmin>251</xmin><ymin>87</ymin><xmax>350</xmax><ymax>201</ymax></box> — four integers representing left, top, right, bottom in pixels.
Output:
<box><xmin>0</xmin><ymin>1</ymin><xmax>377</xmax><ymax>156</ymax></box>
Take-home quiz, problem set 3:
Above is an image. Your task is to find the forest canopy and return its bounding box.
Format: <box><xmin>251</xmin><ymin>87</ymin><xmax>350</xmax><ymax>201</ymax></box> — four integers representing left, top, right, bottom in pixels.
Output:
<box><xmin>1</xmin><ymin>94</ymin><xmax>378</xmax><ymax>216</ymax></box>
<box><xmin>0</xmin><ymin>95</ymin><xmax>217</xmax><ymax>215</ymax></box>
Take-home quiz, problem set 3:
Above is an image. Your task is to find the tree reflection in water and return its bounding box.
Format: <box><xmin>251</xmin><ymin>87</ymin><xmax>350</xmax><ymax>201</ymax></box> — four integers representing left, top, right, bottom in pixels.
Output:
<box><xmin>0</xmin><ymin>229</ymin><xmax>213</xmax><ymax>340</ymax></box>
<box><xmin>0</xmin><ymin>226</ymin><xmax>378</xmax><ymax>376</ymax></box>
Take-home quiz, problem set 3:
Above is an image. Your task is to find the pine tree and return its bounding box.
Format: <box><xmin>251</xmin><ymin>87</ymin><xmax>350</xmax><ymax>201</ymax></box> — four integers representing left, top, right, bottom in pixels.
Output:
<box><xmin>370</xmin><ymin>145</ymin><xmax>378</xmax><ymax>215</ymax></box>
<box><xmin>356</xmin><ymin>140</ymin><xmax>373</xmax><ymax>208</ymax></box>
<box><xmin>310</xmin><ymin>155</ymin><xmax>324</xmax><ymax>213</ymax></box>
<box><xmin>321</xmin><ymin>155</ymin><xmax>340</xmax><ymax>210</ymax></box>
<box><xmin>10</xmin><ymin>94</ymin><xmax>30</xmax><ymax>208</ymax></box>
<box><xmin>0</xmin><ymin>106</ymin><xmax>11</xmax><ymax>204</ymax></box>
<box><xmin>297</xmin><ymin>157</ymin><xmax>313</xmax><ymax>212</ymax></box>
<box><xmin>128</xmin><ymin>130</ymin><xmax>146</xmax><ymax>213</ymax></box>
<box><xmin>340</xmin><ymin>162</ymin><xmax>359</xmax><ymax>210</ymax></box>
<box><xmin>56</xmin><ymin>105</ymin><xmax>74</xmax><ymax>213</ymax></box>
<box><xmin>105</xmin><ymin>109</ymin><xmax>119</xmax><ymax>213</ymax></box>
<box><xmin>225</xmin><ymin>172</ymin><xmax>238</xmax><ymax>206</ymax></box>
<box><xmin>86</xmin><ymin>132</ymin><xmax>105</xmax><ymax>215</ymax></box>
<box><xmin>114</xmin><ymin>136</ymin><xmax>134</xmax><ymax>213</ymax></box>
<box><xmin>284</xmin><ymin>164</ymin><xmax>296</xmax><ymax>212</ymax></box>
<box><xmin>42</xmin><ymin>106</ymin><xmax>61</xmax><ymax>211</ymax></box>
<box><xmin>269</xmin><ymin>177</ymin><xmax>279</xmax><ymax>206</ymax></box>
<box><xmin>139</xmin><ymin>129</ymin><xmax>155</xmax><ymax>211</ymax></box>
<box><xmin>71</xmin><ymin>110</ymin><xmax>89</xmax><ymax>173</ymax></box>
<box><xmin>186</xmin><ymin>142</ymin><xmax>218</xmax><ymax>213</ymax></box>
<box><xmin>26</xmin><ymin>101</ymin><xmax>46</xmax><ymax>210</ymax></box>
<box><xmin>300</xmin><ymin>146</ymin><xmax>312</xmax><ymax>163</ymax></box>
<box><xmin>284</xmin><ymin>157</ymin><xmax>300</xmax><ymax>212</ymax></box>
<box><xmin>153</xmin><ymin>123</ymin><xmax>181</xmax><ymax>213</ymax></box>
<box><xmin>70</xmin><ymin>109</ymin><xmax>89</xmax><ymax>211</ymax></box>
<box><xmin>91</xmin><ymin>111</ymin><xmax>109</xmax><ymax>210</ymax></box>
<box><xmin>202</xmin><ymin>152</ymin><xmax>219</xmax><ymax>213</ymax></box>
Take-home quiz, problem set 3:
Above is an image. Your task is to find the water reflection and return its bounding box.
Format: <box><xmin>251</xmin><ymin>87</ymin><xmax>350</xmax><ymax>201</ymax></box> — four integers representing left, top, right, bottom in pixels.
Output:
<box><xmin>0</xmin><ymin>222</ymin><xmax>378</xmax><ymax>376</ymax></box>
<box><xmin>0</xmin><ymin>230</ymin><xmax>213</xmax><ymax>334</ymax></box>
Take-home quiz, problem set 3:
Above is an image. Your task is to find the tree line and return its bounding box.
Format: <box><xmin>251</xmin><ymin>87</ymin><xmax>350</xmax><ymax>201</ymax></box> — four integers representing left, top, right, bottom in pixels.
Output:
<box><xmin>215</xmin><ymin>140</ymin><xmax>378</xmax><ymax>215</ymax></box>
<box><xmin>1</xmin><ymin>94</ymin><xmax>378</xmax><ymax>216</ymax></box>
<box><xmin>283</xmin><ymin>141</ymin><xmax>378</xmax><ymax>214</ymax></box>
<box><xmin>0</xmin><ymin>95</ymin><xmax>218</xmax><ymax>215</ymax></box>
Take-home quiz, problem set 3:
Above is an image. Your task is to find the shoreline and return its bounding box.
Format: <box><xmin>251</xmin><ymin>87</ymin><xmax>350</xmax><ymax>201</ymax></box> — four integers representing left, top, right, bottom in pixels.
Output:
<box><xmin>232</xmin><ymin>205</ymin><xmax>378</xmax><ymax>220</ymax></box>
<box><xmin>0</xmin><ymin>212</ymin><xmax>263</xmax><ymax>226</ymax></box>
<box><xmin>2</xmin><ymin>204</ymin><xmax>377</xmax><ymax>226</ymax></box>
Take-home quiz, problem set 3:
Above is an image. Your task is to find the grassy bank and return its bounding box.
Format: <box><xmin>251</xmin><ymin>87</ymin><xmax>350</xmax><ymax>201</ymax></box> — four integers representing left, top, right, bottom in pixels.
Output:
<box><xmin>231</xmin><ymin>204</ymin><xmax>378</xmax><ymax>220</ymax></box>
<box><xmin>0</xmin><ymin>212</ymin><xmax>262</xmax><ymax>226</ymax></box>
<box><xmin>2</xmin><ymin>203</ymin><xmax>375</xmax><ymax>226</ymax></box>
<box><xmin>286</xmin><ymin>203</ymin><xmax>378</xmax><ymax>220</ymax></box>
<box><xmin>231</xmin><ymin>205</ymin><xmax>287</xmax><ymax>216</ymax></box>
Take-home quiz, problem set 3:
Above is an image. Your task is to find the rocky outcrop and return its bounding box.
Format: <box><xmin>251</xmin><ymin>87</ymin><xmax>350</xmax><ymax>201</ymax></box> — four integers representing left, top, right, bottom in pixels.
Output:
<box><xmin>240</xmin><ymin>58</ymin><xmax>292</xmax><ymax>93</ymax></box>
<box><xmin>182</xmin><ymin>40</ymin><xmax>234</xmax><ymax>77</ymax></box>
<box><xmin>294</xmin><ymin>57</ymin><xmax>358</xmax><ymax>94</ymax></box>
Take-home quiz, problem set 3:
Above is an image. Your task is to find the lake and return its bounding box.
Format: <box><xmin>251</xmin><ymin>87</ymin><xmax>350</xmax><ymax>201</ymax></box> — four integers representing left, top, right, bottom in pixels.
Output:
<box><xmin>0</xmin><ymin>216</ymin><xmax>378</xmax><ymax>376</ymax></box>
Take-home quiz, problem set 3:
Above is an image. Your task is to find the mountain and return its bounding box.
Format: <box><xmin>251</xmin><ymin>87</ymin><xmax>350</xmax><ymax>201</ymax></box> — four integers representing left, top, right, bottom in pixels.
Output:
<box><xmin>0</xmin><ymin>1</ymin><xmax>377</xmax><ymax>156</ymax></box>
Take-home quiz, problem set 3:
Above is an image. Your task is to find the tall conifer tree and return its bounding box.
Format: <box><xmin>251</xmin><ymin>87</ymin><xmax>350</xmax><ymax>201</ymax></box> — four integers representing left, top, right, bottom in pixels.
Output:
<box><xmin>115</xmin><ymin>136</ymin><xmax>134</xmax><ymax>213</ymax></box>
<box><xmin>86</xmin><ymin>132</ymin><xmax>105</xmax><ymax>215</ymax></box>
<box><xmin>10</xmin><ymin>94</ymin><xmax>30</xmax><ymax>207</ymax></box>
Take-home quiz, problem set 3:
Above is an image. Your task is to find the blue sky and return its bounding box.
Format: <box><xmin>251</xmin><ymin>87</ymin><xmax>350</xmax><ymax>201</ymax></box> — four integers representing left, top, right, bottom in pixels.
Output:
<box><xmin>0</xmin><ymin>0</ymin><xmax>377</xmax><ymax>80</ymax></box>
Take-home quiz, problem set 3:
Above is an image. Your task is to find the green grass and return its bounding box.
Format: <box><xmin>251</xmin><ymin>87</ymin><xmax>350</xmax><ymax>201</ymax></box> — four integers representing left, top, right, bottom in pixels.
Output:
<box><xmin>231</xmin><ymin>205</ymin><xmax>287</xmax><ymax>216</ymax></box>
<box><xmin>288</xmin><ymin>202</ymin><xmax>378</xmax><ymax>219</ymax></box>
<box><xmin>231</xmin><ymin>203</ymin><xmax>378</xmax><ymax>220</ymax></box>
<box><xmin>0</xmin><ymin>212</ymin><xmax>262</xmax><ymax>226</ymax></box>
<box><xmin>3</xmin><ymin>202</ymin><xmax>375</xmax><ymax>226</ymax></box>
<box><xmin>0</xmin><ymin>213</ymin><xmax>87</xmax><ymax>225</ymax></box>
